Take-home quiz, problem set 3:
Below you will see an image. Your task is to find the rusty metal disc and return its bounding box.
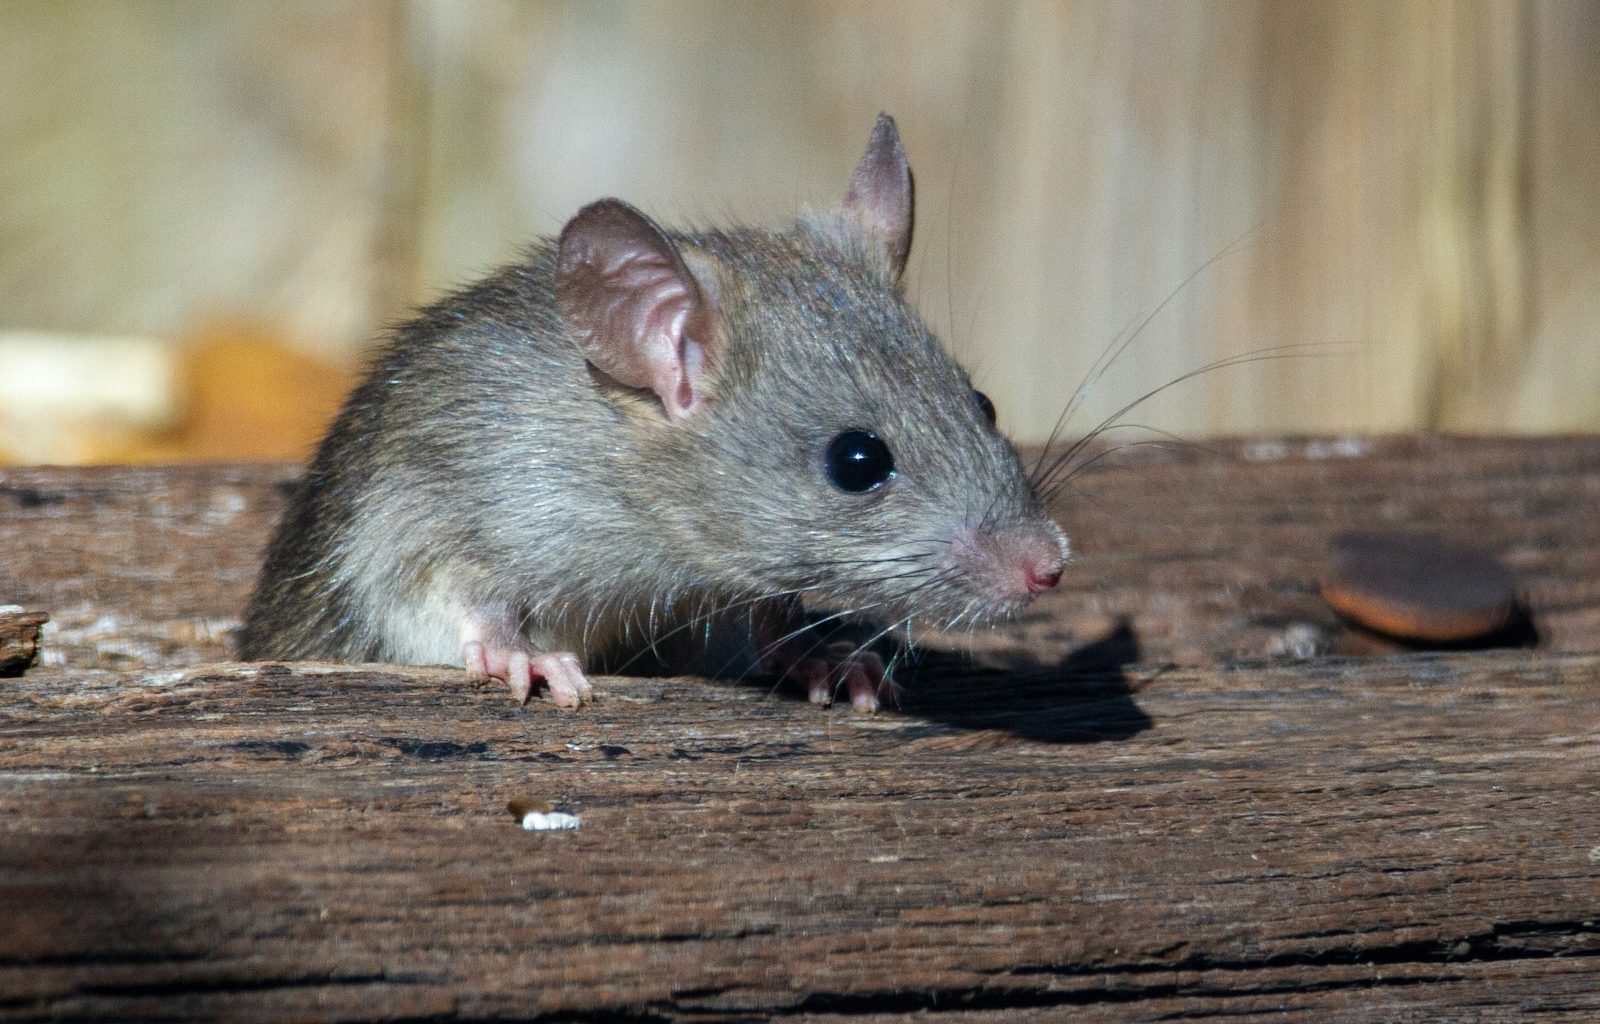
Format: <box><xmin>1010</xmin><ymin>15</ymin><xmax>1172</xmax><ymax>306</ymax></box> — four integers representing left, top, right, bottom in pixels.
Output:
<box><xmin>1319</xmin><ymin>532</ymin><xmax>1517</xmax><ymax>643</ymax></box>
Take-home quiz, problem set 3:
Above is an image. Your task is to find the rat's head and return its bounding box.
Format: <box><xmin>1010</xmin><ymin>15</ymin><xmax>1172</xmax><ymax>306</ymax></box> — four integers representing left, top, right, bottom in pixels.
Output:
<box><xmin>555</xmin><ymin>114</ymin><xmax>1067</xmax><ymax>629</ymax></box>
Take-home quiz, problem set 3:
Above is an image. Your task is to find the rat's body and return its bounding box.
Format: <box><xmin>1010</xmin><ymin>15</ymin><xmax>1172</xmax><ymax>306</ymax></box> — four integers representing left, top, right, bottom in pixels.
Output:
<box><xmin>238</xmin><ymin>116</ymin><xmax>1067</xmax><ymax>709</ymax></box>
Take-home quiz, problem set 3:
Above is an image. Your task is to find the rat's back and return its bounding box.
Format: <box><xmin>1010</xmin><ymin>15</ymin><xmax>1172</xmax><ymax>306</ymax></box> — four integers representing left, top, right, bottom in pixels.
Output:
<box><xmin>237</xmin><ymin>250</ymin><xmax>620</xmax><ymax>664</ymax></box>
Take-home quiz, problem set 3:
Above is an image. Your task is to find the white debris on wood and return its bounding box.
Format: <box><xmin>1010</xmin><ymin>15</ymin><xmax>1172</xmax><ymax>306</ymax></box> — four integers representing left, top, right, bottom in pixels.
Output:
<box><xmin>520</xmin><ymin>810</ymin><xmax>581</xmax><ymax>832</ymax></box>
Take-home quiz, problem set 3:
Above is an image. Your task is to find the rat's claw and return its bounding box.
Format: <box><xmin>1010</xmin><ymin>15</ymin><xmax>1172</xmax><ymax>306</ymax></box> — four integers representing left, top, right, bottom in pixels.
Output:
<box><xmin>787</xmin><ymin>657</ymin><xmax>834</xmax><ymax>706</ymax></box>
<box><xmin>533</xmin><ymin>652</ymin><xmax>591</xmax><ymax>709</ymax></box>
<box><xmin>788</xmin><ymin>650</ymin><xmax>893</xmax><ymax>711</ymax></box>
<box><xmin>824</xmin><ymin>642</ymin><xmax>891</xmax><ymax>713</ymax></box>
<box><xmin>569</xmin><ymin>655</ymin><xmax>595</xmax><ymax>704</ymax></box>
<box><xmin>750</xmin><ymin>600</ymin><xmax>898</xmax><ymax>712</ymax></box>
<box><xmin>840</xmin><ymin>651</ymin><xmax>891</xmax><ymax>713</ymax></box>
<box><xmin>506</xmin><ymin>649</ymin><xmax>534</xmax><ymax>705</ymax></box>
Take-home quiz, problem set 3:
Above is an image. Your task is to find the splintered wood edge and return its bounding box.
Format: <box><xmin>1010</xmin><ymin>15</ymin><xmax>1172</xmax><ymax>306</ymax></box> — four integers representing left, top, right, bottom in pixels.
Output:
<box><xmin>0</xmin><ymin>608</ymin><xmax>50</xmax><ymax>675</ymax></box>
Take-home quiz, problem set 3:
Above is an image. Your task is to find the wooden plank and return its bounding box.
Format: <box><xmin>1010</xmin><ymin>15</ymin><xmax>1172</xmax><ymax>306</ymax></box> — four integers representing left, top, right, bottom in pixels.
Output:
<box><xmin>1</xmin><ymin>654</ymin><xmax>1596</xmax><ymax>1021</ymax></box>
<box><xmin>2</xmin><ymin>436</ymin><xmax>1598</xmax><ymax>1019</ymax></box>
<box><xmin>1017</xmin><ymin>433</ymin><xmax>1600</xmax><ymax>665</ymax></box>
<box><xmin>0</xmin><ymin>463</ymin><xmax>290</xmax><ymax>670</ymax></box>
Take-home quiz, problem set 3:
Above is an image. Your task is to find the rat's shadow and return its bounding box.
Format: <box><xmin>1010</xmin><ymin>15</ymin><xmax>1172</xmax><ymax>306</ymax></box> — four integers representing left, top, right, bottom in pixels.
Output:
<box><xmin>637</xmin><ymin>614</ymin><xmax>1153</xmax><ymax>745</ymax></box>
<box><xmin>889</xmin><ymin>621</ymin><xmax>1153</xmax><ymax>744</ymax></box>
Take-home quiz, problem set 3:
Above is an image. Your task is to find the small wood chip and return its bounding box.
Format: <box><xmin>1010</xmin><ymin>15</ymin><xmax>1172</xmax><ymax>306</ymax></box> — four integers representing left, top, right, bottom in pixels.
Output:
<box><xmin>1319</xmin><ymin>532</ymin><xmax>1517</xmax><ymax>643</ymax></box>
<box><xmin>0</xmin><ymin>608</ymin><xmax>49</xmax><ymax>676</ymax></box>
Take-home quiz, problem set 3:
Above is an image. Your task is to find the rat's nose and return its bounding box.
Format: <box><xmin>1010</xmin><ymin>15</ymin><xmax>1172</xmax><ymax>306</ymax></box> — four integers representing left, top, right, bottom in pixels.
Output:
<box><xmin>956</xmin><ymin>519</ymin><xmax>1069</xmax><ymax>604</ymax></box>
<box><xmin>1024</xmin><ymin>560</ymin><xmax>1063</xmax><ymax>593</ymax></box>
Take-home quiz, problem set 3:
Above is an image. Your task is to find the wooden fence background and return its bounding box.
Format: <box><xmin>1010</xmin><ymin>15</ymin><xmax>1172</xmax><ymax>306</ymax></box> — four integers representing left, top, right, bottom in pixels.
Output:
<box><xmin>2</xmin><ymin>0</ymin><xmax>1597</xmax><ymax>452</ymax></box>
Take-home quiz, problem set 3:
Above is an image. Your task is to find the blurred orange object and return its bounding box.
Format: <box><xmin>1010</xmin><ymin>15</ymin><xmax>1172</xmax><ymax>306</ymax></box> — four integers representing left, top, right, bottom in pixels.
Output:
<box><xmin>103</xmin><ymin>323</ymin><xmax>357</xmax><ymax>464</ymax></box>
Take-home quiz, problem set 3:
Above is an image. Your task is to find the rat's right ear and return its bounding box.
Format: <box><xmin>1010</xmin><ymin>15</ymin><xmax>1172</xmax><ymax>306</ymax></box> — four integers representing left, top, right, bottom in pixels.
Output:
<box><xmin>840</xmin><ymin>113</ymin><xmax>915</xmax><ymax>281</ymax></box>
<box><xmin>556</xmin><ymin>199</ymin><xmax>721</xmax><ymax>422</ymax></box>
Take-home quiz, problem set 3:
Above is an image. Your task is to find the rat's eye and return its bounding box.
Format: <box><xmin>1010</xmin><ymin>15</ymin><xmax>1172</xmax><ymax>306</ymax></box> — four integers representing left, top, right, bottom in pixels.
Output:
<box><xmin>825</xmin><ymin>429</ymin><xmax>896</xmax><ymax>493</ymax></box>
<box><xmin>974</xmin><ymin>389</ymin><xmax>996</xmax><ymax>425</ymax></box>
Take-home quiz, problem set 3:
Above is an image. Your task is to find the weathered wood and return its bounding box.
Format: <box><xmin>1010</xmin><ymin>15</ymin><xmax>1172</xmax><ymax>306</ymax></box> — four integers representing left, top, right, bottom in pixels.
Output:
<box><xmin>2</xmin><ymin>655</ymin><xmax>1597</xmax><ymax>1021</ymax></box>
<box><xmin>2</xmin><ymin>437</ymin><xmax>1599</xmax><ymax>1021</ymax></box>
<box><xmin>0</xmin><ymin>609</ymin><xmax>47</xmax><ymax>675</ymax></box>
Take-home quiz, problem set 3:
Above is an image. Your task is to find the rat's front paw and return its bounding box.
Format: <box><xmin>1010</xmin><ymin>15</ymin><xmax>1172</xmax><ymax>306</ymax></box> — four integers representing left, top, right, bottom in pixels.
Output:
<box><xmin>778</xmin><ymin>644</ymin><xmax>895</xmax><ymax>713</ymax></box>
<box><xmin>461</xmin><ymin>640</ymin><xmax>592</xmax><ymax>708</ymax></box>
<box><xmin>751</xmin><ymin>600</ymin><xmax>896</xmax><ymax>712</ymax></box>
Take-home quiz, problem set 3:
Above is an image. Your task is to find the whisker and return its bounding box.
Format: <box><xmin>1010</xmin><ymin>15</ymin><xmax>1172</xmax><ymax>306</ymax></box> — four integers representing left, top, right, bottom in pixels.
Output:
<box><xmin>1040</xmin><ymin>439</ymin><xmax>1195</xmax><ymax>505</ymax></box>
<box><xmin>1031</xmin><ymin>221</ymin><xmax>1264</xmax><ymax>481</ymax></box>
<box><xmin>1034</xmin><ymin>342</ymin><xmax>1345</xmax><ymax>491</ymax></box>
<box><xmin>1037</xmin><ymin>429</ymin><xmax>1233</xmax><ymax>505</ymax></box>
<box><xmin>606</xmin><ymin>584</ymin><xmax>823</xmax><ymax>676</ymax></box>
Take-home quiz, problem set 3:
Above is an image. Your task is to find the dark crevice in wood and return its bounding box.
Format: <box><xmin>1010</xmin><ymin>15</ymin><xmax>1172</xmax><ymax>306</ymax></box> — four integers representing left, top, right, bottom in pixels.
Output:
<box><xmin>75</xmin><ymin>971</ymin><xmax>442</xmax><ymax>1000</ymax></box>
<box><xmin>765</xmin><ymin>923</ymin><xmax>1600</xmax><ymax>1017</ymax></box>
<box><xmin>373</xmin><ymin>737</ymin><xmax>491</xmax><ymax>760</ymax></box>
<box><xmin>0</xmin><ymin>952</ymin><xmax>209</xmax><ymax>969</ymax></box>
<box><xmin>1004</xmin><ymin>920</ymin><xmax>1600</xmax><ymax>979</ymax></box>
<box><xmin>0</xmin><ymin>483</ymin><xmax>67</xmax><ymax>508</ymax></box>
<box><xmin>766</xmin><ymin>972</ymin><xmax>1451</xmax><ymax>1017</ymax></box>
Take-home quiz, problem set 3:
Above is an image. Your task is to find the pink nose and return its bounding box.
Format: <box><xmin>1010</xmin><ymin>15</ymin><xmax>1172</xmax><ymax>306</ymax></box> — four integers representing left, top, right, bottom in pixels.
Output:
<box><xmin>1025</xmin><ymin>562</ymin><xmax>1063</xmax><ymax>593</ymax></box>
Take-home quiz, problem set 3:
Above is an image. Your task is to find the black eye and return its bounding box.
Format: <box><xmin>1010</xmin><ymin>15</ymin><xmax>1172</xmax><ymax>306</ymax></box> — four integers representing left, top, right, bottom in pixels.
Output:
<box><xmin>825</xmin><ymin>429</ymin><xmax>896</xmax><ymax>493</ymax></box>
<box><xmin>974</xmin><ymin>389</ymin><xmax>996</xmax><ymax>425</ymax></box>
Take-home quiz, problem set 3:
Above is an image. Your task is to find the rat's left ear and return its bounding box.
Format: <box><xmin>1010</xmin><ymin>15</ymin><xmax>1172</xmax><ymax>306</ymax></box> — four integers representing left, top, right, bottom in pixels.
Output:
<box><xmin>556</xmin><ymin>198</ymin><xmax>721</xmax><ymax>422</ymax></box>
<box><xmin>841</xmin><ymin>113</ymin><xmax>915</xmax><ymax>281</ymax></box>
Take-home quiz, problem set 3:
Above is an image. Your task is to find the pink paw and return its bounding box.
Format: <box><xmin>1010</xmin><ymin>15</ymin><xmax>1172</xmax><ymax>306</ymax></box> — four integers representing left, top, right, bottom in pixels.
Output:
<box><xmin>779</xmin><ymin>644</ymin><xmax>895</xmax><ymax>713</ymax></box>
<box><xmin>749</xmin><ymin>599</ymin><xmax>897</xmax><ymax>712</ymax></box>
<box><xmin>462</xmin><ymin>641</ymin><xmax>592</xmax><ymax>708</ymax></box>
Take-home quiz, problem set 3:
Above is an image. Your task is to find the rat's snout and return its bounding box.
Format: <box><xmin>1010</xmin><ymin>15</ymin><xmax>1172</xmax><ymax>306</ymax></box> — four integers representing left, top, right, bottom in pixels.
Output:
<box><xmin>952</xmin><ymin>518</ymin><xmax>1069</xmax><ymax>607</ymax></box>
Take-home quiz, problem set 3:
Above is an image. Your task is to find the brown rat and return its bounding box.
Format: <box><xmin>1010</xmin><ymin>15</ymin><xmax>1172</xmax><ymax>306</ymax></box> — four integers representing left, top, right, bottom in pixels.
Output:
<box><xmin>237</xmin><ymin>115</ymin><xmax>1067</xmax><ymax>711</ymax></box>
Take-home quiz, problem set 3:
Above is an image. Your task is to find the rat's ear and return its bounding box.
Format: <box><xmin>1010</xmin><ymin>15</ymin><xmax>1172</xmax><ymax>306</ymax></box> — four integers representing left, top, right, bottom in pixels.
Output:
<box><xmin>841</xmin><ymin>113</ymin><xmax>915</xmax><ymax>281</ymax></box>
<box><xmin>556</xmin><ymin>199</ymin><xmax>720</xmax><ymax>422</ymax></box>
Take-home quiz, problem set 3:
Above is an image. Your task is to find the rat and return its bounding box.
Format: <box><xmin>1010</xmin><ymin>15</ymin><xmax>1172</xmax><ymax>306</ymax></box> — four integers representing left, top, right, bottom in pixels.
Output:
<box><xmin>237</xmin><ymin>114</ymin><xmax>1068</xmax><ymax>712</ymax></box>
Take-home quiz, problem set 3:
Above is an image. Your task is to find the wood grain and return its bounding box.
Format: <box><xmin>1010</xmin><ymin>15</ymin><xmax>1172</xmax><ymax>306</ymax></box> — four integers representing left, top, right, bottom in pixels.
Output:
<box><xmin>2</xmin><ymin>652</ymin><xmax>1598</xmax><ymax>1022</ymax></box>
<box><xmin>1</xmin><ymin>437</ymin><xmax>1598</xmax><ymax>1020</ymax></box>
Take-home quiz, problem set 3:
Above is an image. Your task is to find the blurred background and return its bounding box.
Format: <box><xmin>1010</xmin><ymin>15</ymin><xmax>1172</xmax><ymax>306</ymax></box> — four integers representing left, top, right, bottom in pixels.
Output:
<box><xmin>1</xmin><ymin>0</ymin><xmax>1596</xmax><ymax>465</ymax></box>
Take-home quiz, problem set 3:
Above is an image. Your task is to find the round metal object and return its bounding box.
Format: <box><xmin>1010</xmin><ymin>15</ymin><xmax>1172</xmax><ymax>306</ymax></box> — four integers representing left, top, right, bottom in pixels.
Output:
<box><xmin>1319</xmin><ymin>531</ymin><xmax>1517</xmax><ymax>643</ymax></box>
